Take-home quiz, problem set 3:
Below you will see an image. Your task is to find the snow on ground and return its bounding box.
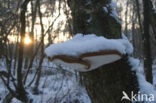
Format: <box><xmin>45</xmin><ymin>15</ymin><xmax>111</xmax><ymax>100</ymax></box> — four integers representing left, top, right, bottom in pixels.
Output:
<box><xmin>45</xmin><ymin>33</ymin><xmax>133</xmax><ymax>58</ymax></box>
<box><xmin>129</xmin><ymin>57</ymin><xmax>156</xmax><ymax>103</ymax></box>
<box><xmin>0</xmin><ymin>59</ymin><xmax>7</xmax><ymax>72</ymax></box>
<box><xmin>0</xmin><ymin>59</ymin><xmax>91</xmax><ymax>103</ymax></box>
<box><xmin>137</xmin><ymin>73</ymin><xmax>156</xmax><ymax>103</ymax></box>
<box><xmin>0</xmin><ymin>79</ymin><xmax>8</xmax><ymax>102</ymax></box>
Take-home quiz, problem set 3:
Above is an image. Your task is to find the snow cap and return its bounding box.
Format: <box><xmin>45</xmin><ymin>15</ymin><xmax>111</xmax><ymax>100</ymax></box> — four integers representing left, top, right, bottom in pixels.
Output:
<box><xmin>45</xmin><ymin>34</ymin><xmax>133</xmax><ymax>72</ymax></box>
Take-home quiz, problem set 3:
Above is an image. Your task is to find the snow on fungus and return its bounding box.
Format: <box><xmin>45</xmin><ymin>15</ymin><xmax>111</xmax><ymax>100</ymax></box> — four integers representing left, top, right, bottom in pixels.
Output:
<box><xmin>45</xmin><ymin>34</ymin><xmax>132</xmax><ymax>72</ymax></box>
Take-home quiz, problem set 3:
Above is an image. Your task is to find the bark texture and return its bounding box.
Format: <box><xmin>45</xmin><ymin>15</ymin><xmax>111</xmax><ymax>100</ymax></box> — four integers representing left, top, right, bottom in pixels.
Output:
<box><xmin>67</xmin><ymin>0</ymin><xmax>121</xmax><ymax>38</ymax></box>
<box><xmin>82</xmin><ymin>55</ymin><xmax>138</xmax><ymax>103</ymax></box>
<box><xmin>68</xmin><ymin>0</ymin><xmax>139</xmax><ymax>102</ymax></box>
<box><xmin>143</xmin><ymin>0</ymin><xmax>153</xmax><ymax>83</ymax></box>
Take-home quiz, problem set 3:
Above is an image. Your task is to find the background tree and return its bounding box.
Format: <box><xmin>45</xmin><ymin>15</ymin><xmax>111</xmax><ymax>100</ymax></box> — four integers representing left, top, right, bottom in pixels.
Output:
<box><xmin>142</xmin><ymin>0</ymin><xmax>154</xmax><ymax>83</ymax></box>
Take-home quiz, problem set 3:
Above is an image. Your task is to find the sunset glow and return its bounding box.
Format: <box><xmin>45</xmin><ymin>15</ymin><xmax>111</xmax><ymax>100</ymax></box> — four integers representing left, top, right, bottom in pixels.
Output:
<box><xmin>24</xmin><ymin>36</ymin><xmax>32</xmax><ymax>45</ymax></box>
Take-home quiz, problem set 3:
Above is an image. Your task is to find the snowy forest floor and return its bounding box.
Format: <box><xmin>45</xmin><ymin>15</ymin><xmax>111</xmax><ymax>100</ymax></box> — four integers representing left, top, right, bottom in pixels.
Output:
<box><xmin>0</xmin><ymin>59</ymin><xmax>91</xmax><ymax>103</ymax></box>
<box><xmin>0</xmin><ymin>58</ymin><xmax>156</xmax><ymax>103</ymax></box>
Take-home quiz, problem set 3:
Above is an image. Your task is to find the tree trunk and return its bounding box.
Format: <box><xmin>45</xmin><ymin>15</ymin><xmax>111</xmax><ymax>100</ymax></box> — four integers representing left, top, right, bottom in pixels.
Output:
<box><xmin>67</xmin><ymin>0</ymin><xmax>139</xmax><ymax>102</ymax></box>
<box><xmin>143</xmin><ymin>0</ymin><xmax>153</xmax><ymax>84</ymax></box>
<box><xmin>16</xmin><ymin>0</ymin><xmax>32</xmax><ymax>102</ymax></box>
<box><xmin>2</xmin><ymin>93</ymin><xmax>13</xmax><ymax>103</ymax></box>
<box><xmin>82</xmin><ymin>56</ymin><xmax>138</xmax><ymax>103</ymax></box>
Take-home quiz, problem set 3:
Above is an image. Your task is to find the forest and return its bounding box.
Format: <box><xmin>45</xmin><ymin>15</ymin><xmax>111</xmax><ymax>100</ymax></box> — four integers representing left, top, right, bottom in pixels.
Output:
<box><xmin>0</xmin><ymin>0</ymin><xmax>156</xmax><ymax>103</ymax></box>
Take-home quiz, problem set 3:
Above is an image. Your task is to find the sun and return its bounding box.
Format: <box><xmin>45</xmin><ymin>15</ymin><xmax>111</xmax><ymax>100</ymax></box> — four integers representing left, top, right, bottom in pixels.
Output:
<box><xmin>24</xmin><ymin>36</ymin><xmax>32</xmax><ymax>45</ymax></box>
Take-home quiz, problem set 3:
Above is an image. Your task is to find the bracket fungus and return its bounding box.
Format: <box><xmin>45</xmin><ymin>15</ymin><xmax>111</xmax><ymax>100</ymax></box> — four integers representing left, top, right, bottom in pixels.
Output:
<box><xmin>48</xmin><ymin>55</ymin><xmax>90</xmax><ymax>71</ymax></box>
<box><xmin>47</xmin><ymin>50</ymin><xmax>122</xmax><ymax>72</ymax></box>
<box><xmin>80</xmin><ymin>50</ymin><xmax>122</xmax><ymax>71</ymax></box>
<box><xmin>45</xmin><ymin>34</ymin><xmax>132</xmax><ymax>72</ymax></box>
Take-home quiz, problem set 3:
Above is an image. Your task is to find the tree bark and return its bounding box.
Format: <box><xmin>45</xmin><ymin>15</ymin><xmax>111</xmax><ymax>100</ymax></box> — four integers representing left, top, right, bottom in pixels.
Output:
<box><xmin>143</xmin><ymin>0</ymin><xmax>153</xmax><ymax>83</ymax></box>
<box><xmin>67</xmin><ymin>0</ymin><xmax>139</xmax><ymax>102</ymax></box>
<box><xmin>33</xmin><ymin>0</ymin><xmax>45</xmax><ymax>93</ymax></box>
<box><xmin>82</xmin><ymin>55</ymin><xmax>138</xmax><ymax>103</ymax></box>
<box><xmin>2</xmin><ymin>93</ymin><xmax>13</xmax><ymax>103</ymax></box>
<box><xmin>67</xmin><ymin>0</ymin><xmax>121</xmax><ymax>38</ymax></box>
<box><xmin>16</xmin><ymin>0</ymin><xmax>31</xmax><ymax>102</ymax></box>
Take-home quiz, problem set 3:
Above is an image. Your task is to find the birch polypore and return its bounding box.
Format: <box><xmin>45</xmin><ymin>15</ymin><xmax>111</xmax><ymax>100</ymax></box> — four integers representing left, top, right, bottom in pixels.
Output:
<box><xmin>47</xmin><ymin>50</ymin><xmax>122</xmax><ymax>72</ymax></box>
<box><xmin>48</xmin><ymin>56</ymin><xmax>90</xmax><ymax>71</ymax></box>
<box><xmin>45</xmin><ymin>34</ymin><xmax>132</xmax><ymax>72</ymax></box>
<box><xmin>80</xmin><ymin>50</ymin><xmax>122</xmax><ymax>71</ymax></box>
